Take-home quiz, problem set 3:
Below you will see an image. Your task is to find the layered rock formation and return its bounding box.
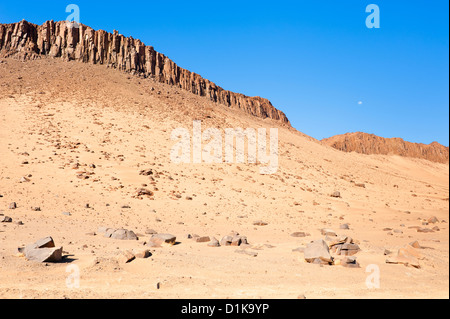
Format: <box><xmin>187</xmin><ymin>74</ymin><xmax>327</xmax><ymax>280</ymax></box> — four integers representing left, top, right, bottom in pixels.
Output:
<box><xmin>322</xmin><ymin>132</ymin><xmax>449</xmax><ymax>164</ymax></box>
<box><xmin>0</xmin><ymin>20</ymin><xmax>290</xmax><ymax>125</ymax></box>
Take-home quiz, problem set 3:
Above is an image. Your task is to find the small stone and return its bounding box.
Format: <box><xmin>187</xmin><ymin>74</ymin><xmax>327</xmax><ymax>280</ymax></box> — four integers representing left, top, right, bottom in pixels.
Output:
<box><xmin>208</xmin><ymin>237</ymin><xmax>220</xmax><ymax>247</ymax></box>
<box><xmin>340</xmin><ymin>224</ymin><xmax>350</xmax><ymax>230</ymax></box>
<box><xmin>133</xmin><ymin>249</ymin><xmax>151</xmax><ymax>259</ymax></box>
<box><xmin>321</xmin><ymin>229</ymin><xmax>337</xmax><ymax>237</ymax></box>
<box><xmin>9</xmin><ymin>202</ymin><xmax>17</xmax><ymax>210</ymax></box>
<box><xmin>427</xmin><ymin>216</ymin><xmax>439</xmax><ymax>224</ymax></box>
<box><xmin>1</xmin><ymin>216</ymin><xmax>12</xmax><ymax>223</ymax></box>
<box><xmin>196</xmin><ymin>236</ymin><xmax>211</xmax><ymax>243</ymax></box>
<box><xmin>145</xmin><ymin>229</ymin><xmax>157</xmax><ymax>235</ymax></box>
<box><xmin>220</xmin><ymin>236</ymin><xmax>233</xmax><ymax>246</ymax></box>
<box><xmin>253</xmin><ymin>221</ymin><xmax>268</xmax><ymax>226</ymax></box>
<box><xmin>117</xmin><ymin>250</ymin><xmax>135</xmax><ymax>264</ymax></box>
<box><xmin>331</xmin><ymin>191</ymin><xmax>341</xmax><ymax>198</ymax></box>
<box><xmin>291</xmin><ymin>232</ymin><xmax>309</xmax><ymax>238</ymax></box>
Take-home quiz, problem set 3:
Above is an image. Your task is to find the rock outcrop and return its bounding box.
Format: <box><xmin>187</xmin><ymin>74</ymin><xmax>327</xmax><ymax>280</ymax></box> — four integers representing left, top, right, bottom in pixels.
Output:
<box><xmin>0</xmin><ymin>20</ymin><xmax>290</xmax><ymax>125</ymax></box>
<box><xmin>322</xmin><ymin>132</ymin><xmax>449</xmax><ymax>164</ymax></box>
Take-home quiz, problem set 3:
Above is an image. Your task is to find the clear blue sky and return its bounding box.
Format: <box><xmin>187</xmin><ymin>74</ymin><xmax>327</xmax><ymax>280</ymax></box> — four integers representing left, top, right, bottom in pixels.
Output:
<box><xmin>1</xmin><ymin>1</ymin><xmax>448</xmax><ymax>145</ymax></box>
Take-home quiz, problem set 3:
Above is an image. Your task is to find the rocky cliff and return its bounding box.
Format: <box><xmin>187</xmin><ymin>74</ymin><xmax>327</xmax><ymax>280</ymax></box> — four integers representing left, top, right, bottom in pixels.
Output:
<box><xmin>0</xmin><ymin>20</ymin><xmax>290</xmax><ymax>125</ymax></box>
<box><xmin>322</xmin><ymin>132</ymin><xmax>449</xmax><ymax>164</ymax></box>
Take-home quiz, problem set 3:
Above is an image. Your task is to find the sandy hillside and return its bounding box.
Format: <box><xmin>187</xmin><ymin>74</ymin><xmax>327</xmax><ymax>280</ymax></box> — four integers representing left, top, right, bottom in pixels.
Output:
<box><xmin>0</xmin><ymin>57</ymin><xmax>448</xmax><ymax>299</ymax></box>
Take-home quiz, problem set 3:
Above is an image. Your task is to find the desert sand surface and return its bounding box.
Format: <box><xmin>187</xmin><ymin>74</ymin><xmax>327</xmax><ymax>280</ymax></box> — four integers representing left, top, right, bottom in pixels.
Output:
<box><xmin>0</xmin><ymin>58</ymin><xmax>448</xmax><ymax>299</ymax></box>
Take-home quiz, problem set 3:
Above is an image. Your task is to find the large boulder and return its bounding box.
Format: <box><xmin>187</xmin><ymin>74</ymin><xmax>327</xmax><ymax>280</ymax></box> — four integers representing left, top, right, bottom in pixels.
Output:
<box><xmin>304</xmin><ymin>239</ymin><xmax>333</xmax><ymax>264</ymax></box>
<box><xmin>20</xmin><ymin>237</ymin><xmax>63</xmax><ymax>263</ymax></box>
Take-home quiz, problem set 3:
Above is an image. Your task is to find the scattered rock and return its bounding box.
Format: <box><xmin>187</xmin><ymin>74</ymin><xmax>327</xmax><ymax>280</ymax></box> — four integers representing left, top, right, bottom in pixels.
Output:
<box><xmin>321</xmin><ymin>229</ymin><xmax>337</xmax><ymax>237</ymax></box>
<box><xmin>20</xmin><ymin>237</ymin><xmax>63</xmax><ymax>263</ymax></box>
<box><xmin>427</xmin><ymin>216</ymin><xmax>439</xmax><ymax>224</ymax></box>
<box><xmin>1</xmin><ymin>216</ymin><xmax>12</xmax><ymax>223</ymax></box>
<box><xmin>291</xmin><ymin>232</ymin><xmax>310</xmax><ymax>238</ymax></box>
<box><xmin>117</xmin><ymin>250</ymin><xmax>136</xmax><ymax>264</ymax></box>
<box><xmin>340</xmin><ymin>256</ymin><xmax>361</xmax><ymax>268</ymax></box>
<box><xmin>304</xmin><ymin>239</ymin><xmax>333</xmax><ymax>264</ymax></box>
<box><xmin>253</xmin><ymin>221</ymin><xmax>268</xmax><ymax>226</ymax></box>
<box><xmin>208</xmin><ymin>237</ymin><xmax>220</xmax><ymax>247</ymax></box>
<box><xmin>9</xmin><ymin>202</ymin><xmax>17</xmax><ymax>210</ymax></box>
<box><xmin>196</xmin><ymin>236</ymin><xmax>211</xmax><ymax>243</ymax></box>
<box><xmin>340</xmin><ymin>224</ymin><xmax>350</xmax><ymax>230</ymax></box>
<box><xmin>331</xmin><ymin>191</ymin><xmax>341</xmax><ymax>198</ymax></box>
<box><xmin>147</xmin><ymin>233</ymin><xmax>176</xmax><ymax>247</ymax></box>
<box><xmin>235</xmin><ymin>249</ymin><xmax>258</xmax><ymax>257</ymax></box>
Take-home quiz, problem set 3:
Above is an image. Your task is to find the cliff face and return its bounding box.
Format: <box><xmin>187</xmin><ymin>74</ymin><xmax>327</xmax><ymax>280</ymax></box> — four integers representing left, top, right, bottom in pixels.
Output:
<box><xmin>322</xmin><ymin>132</ymin><xmax>449</xmax><ymax>164</ymax></box>
<box><xmin>0</xmin><ymin>20</ymin><xmax>290</xmax><ymax>125</ymax></box>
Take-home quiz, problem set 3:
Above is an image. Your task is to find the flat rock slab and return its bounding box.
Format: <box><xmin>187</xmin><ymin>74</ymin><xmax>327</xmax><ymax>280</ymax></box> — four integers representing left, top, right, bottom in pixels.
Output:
<box><xmin>147</xmin><ymin>233</ymin><xmax>176</xmax><ymax>247</ymax></box>
<box><xmin>196</xmin><ymin>236</ymin><xmax>211</xmax><ymax>243</ymax></box>
<box><xmin>291</xmin><ymin>232</ymin><xmax>310</xmax><ymax>238</ymax></box>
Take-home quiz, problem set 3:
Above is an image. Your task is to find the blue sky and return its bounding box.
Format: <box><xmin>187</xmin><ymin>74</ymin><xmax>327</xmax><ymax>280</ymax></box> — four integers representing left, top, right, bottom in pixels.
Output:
<box><xmin>1</xmin><ymin>1</ymin><xmax>448</xmax><ymax>145</ymax></box>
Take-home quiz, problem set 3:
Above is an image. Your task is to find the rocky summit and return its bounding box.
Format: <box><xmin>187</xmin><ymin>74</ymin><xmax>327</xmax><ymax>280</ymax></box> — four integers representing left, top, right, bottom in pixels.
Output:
<box><xmin>322</xmin><ymin>132</ymin><xmax>449</xmax><ymax>164</ymax></box>
<box><xmin>0</xmin><ymin>20</ymin><xmax>290</xmax><ymax>125</ymax></box>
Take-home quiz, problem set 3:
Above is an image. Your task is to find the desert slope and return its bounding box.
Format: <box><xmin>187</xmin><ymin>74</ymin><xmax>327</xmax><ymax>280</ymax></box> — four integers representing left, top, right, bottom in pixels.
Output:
<box><xmin>0</xmin><ymin>58</ymin><xmax>449</xmax><ymax>299</ymax></box>
<box><xmin>322</xmin><ymin>132</ymin><xmax>449</xmax><ymax>164</ymax></box>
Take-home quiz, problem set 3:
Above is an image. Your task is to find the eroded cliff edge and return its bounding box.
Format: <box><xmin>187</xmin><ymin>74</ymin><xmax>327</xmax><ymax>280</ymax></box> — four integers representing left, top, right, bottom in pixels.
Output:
<box><xmin>0</xmin><ymin>20</ymin><xmax>290</xmax><ymax>125</ymax></box>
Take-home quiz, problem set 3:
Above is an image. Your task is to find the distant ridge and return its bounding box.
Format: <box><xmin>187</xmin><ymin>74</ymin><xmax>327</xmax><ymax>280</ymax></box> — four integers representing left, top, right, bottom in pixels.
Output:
<box><xmin>322</xmin><ymin>132</ymin><xmax>449</xmax><ymax>164</ymax></box>
<box><xmin>0</xmin><ymin>20</ymin><xmax>290</xmax><ymax>125</ymax></box>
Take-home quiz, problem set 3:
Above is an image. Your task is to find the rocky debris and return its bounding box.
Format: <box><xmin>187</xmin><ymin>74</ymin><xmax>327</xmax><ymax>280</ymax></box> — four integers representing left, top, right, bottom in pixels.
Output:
<box><xmin>417</xmin><ymin>228</ymin><xmax>434</xmax><ymax>233</ymax></box>
<box><xmin>208</xmin><ymin>237</ymin><xmax>220</xmax><ymax>247</ymax></box>
<box><xmin>253</xmin><ymin>220</ymin><xmax>268</xmax><ymax>226</ymax></box>
<box><xmin>62</xmin><ymin>212</ymin><xmax>72</xmax><ymax>216</ymax></box>
<box><xmin>220</xmin><ymin>236</ymin><xmax>234</xmax><ymax>246</ymax></box>
<box><xmin>235</xmin><ymin>249</ymin><xmax>258</xmax><ymax>257</ymax></box>
<box><xmin>133</xmin><ymin>249</ymin><xmax>151</xmax><ymax>259</ymax></box>
<box><xmin>31</xmin><ymin>206</ymin><xmax>41</xmax><ymax>211</ymax></box>
<box><xmin>291</xmin><ymin>232</ymin><xmax>310</xmax><ymax>238</ymax></box>
<box><xmin>338</xmin><ymin>256</ymin><xmax>361</xmax><ymax>268</ymax></box>
<box><xmin>146</xmin><ymin>233</ymin><xmax>176</xmax><ymax>247</ymax></box>
<box><xmin>145</xmin><ymin>229</ymin><xmax>158</xmax><ymax>235</ymax></box>
<box><xmin>110</xmin><ymin>229</ymin><xmax>138</xmax><ymax>241</ymax></box>
<box><xmin>231</xmin><ymin>235</ymin><xmax>248</xmax><ymax>246</ymax></box>
<box><xmin>322</xmin><ymin>132</ymin><xmax>449</xmax><ymax>164</ymax></box>
<box><xmin>0</xmin><ymin>20</ymin><xmax>290</xmax><ymax>125</ymax></box>
<box><xmin>427</xmin><ymin>216</ymin><xmax>439</xmax><ymax>224</ymax></box>
<box><xmin>355</xmin><ymin>183</ymin><xmax>366</xmax><ymax>188</ymax></box>
<box><xmin>136</xmin><ymin>188</ymin><xmax>154</xmax><ymax>197</ymax></box>
<box><xmin>117</xmin><ymin>250</ymin><xmax>136</xmax><ymax>264</ymax></box>
<box><xmin>195</xmin><ymin>236</ymin><xmax>211</xmax><ymax>243</ymax></box>
<box><xmin>304</xmin><ymin>239</ymin><xmax>333</xmax><ymax>264</ymax></box>
<box><xmin>329</xmin><ymin>236</ymin><xmax>361</xmax><ymax>256</ymax></box>
<box><xmin>409</xmin><ymin>241</ymin><xmax>421</xmax><ymax>249</ymax></box>
<box><xmin>19</xmin><ymin>237</ymin><xmax>63</xmax><ymax>263</ymax></box>
<box><xmin>19</xmin><ymin>176</ymin><xmax>30</xmax><ymax>183</ymax></box>
<box><xmin>331</xmin><ymin>191</ymin><xmax>341</xmax><ymax>198</ymax></box>
<box><xmin>386</xmin><ymin>244</ymin><xmax>423</xmax><ymax>268</ymax></box>
<box><xmin>9</xmin><ymin>202</ymin><xmax>17</xmax><ymax>209</ymax></box>
<box><xmin>98</xmin><ymin>227</ymin><xmax>138</xmax><ymax>240</ymax></box>
<box><xmin>340</xmin><ymin>224</ymin><xmax>350</xmax><ymax>230</ymax></box>
<box><xmin>321</xmin><ymin>228</ymin><xmax>337</xmax><ymax>237</ymax></box>
<box><xmin>1</xmin><ymin>216</ymin><xmax>12</xmax><ymax>223</ymax></box>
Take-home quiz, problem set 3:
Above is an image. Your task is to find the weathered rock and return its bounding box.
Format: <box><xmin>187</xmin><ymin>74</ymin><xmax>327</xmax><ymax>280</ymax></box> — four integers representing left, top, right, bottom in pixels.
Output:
<box><xmin>321</xmin><ymin>229</ymin><xmax>337</xmax><ymax>237</ymax></box>
<box><xmin>208</xmin><ymin>237</ymin><xmax>220</xmax><ymax>247</ymax></box>
<box><xmin>110</xmin><ymin>229</ymin><xmax>138</xmax><ymax>241</ymax></box>
<box><xmin>291</xmin><ymin>232</ymin><xmax>310</xmax><ymax>238</ymax></box>
<box><xmin>21</xmin><ymin>237</ymin><xmax>62</xmax><ymax>263</ymax></box>
<box><xmin>231</xmin><ymin>235</ymin><xmax>248</xmax><ymax>246</ymax></box>
<box><xmin>409</xmin><ymin>241</ymin><xmax>421</xmax><ymax>249</ymax></box>
<box><xmin>117</xmin><ymin>250</ymin><xmax>135</xmax><ymax>264</ymax></box>
<box><xmin>428</xmin><ymin>216</ymin><xmax>439</xmax><ymax>224</ymax></box>
<box><xmin>195</xmin><ymin>236</ymin><xmax>211</xmax><ymax>243</ymax></box>
<box><xmin>1</xmin><ymin>216</ymin><xmax>12</xmax><ymax>223</ymax></box>
<box><xmin>304</xmin><ymin>239</ymin><xmax>333</xmax><ymax>264</ymax></box>
<box><xmin>253</xmin><ymin>221</ymin><xmax>268</xmax><ymax>226</ymax></box>
<box><xmin>220</xmin><ymin>236</ymin><xmax>233</xmax><ymax>246</ymax></box>
<box><xmin>331</xmin><ymin>191</ymin><xmax>341</xmax><ymax>198</ymax></box>
<box><xmin>133</xmin><ymin>249</ymin><xmax>151</xmax><ymax>259</ymax></box>
<box><xmin>235</xmin><ymin>249</ymin><xmax>258</xmax><ymax>257</ymax></box>
<box><xmin>0</xmin><ymin>20</ymin><xmax>290</xmax><ymax>126</ymax></box>
<box><xmin>145</xmin><ymin>229</ymin><xmax>157</xmax><ymax>235</ymax></box>
<box><xmin>147</xmin><ymin>233</ymin><xmax>176</xmax><ymax>247</ymax></box>
<box><xmin>340</xmin><ymin>256</ymin><xmax>360</xmax><ymax>268</ymax></box>
<box><xmin>323</xmin><ymin>132</ymin><xmax>449</xmax><ymax>164</ymax></box>
<box><xmin>340</xmin><ymin>224</ymin><xmax>350</xmax><ymax>230</ymax></box>
<box><xmin>9</xmin><ymin>202</ymin><xmax>17</xmax><ymax>209</ymax></box>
